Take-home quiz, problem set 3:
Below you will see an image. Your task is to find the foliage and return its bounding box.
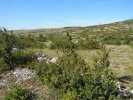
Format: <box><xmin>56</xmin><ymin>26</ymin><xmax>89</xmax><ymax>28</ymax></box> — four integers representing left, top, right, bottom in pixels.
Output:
<box><xmin>50</xmin><ymin>33</ymin><xmax>100</xmax><ymax>50</ymax></box>
<box><xmin>76</xmin><ymin>25</ymin><xmax>133</xmax><ymax>45</ymax></box>
<box><xmin>35</xmin><ymin>35</ymin><xmax>119</xmax><ymax>99</ymax></box>
<box><xmin>62</xmin><ymin>91</ymin><xmax>76</xmax><ymax>100</ymax></box>
<box><xmin>0</xmin><ymin>28</ymin><xmax>13</xmax><ymax>68</ymax></box>
<box><xmin>37</xmin><ymin>34</ymin><xmax>47</xmax><ymax>42</ymax></box>
<box><xmin>103</xmin><ymin>31</ymin><xmax>133</xmax><ymax>45</ymax></box>
<box><xmin>4</xmin><ymin>84</ymin><xmax>31</xmax><ymax>100</ymax></box>
<box><xmin>77</xmin><ymin>36</ymin><xmax>100</xmax><ymax>49</ymax></box>
<box><xmin>50</xmin><ymin>33</ymin><xmax>76</xmax><ymax>50</ymax></box>
<box><xmin>16</xmin><ymin>34</ymin><xmax>46</xmax><ymax>49</ymax></box>
<box><xmin>11</xmin><ymin>50</ymin><xmax>35</xmax><ymax>67</ymax></box>
<box><xmin>0</xmin><ymin>29</ymin><xmax>35</xmax><ymax>70</ymax></box>
<box><xmin>78</xmin><ymin>44</ymin><xmax>118</xmax><ymax>99</ymax></box>
<box><xmin>0</xmin><ymin>58</ymin><xmax>8</xmax><ymax>73</ymax></box>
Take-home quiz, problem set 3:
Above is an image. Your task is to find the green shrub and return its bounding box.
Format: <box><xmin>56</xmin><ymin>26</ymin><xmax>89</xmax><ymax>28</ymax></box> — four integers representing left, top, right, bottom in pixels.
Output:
<box><xmin>50</xmin><ymin>33</ymin><xmax>100</xmax><ymax>50</ymax></box>
<box><xmin>0</xmin><ymin>29</ymin><xmax>37</xmax><ymax>70</ymax></box>
<box><xmin>17</xmin><ymin>35</ymin><xmax>46</xmax><ymax>49</ymax></box>
<box><xmin>37</xmin><ymin>34</ymin><xmax>47</xmax><ymax>42</ymax></box>
<box><xmin>0</xmin><ymin>29</ymin><xmax>13</xmax><ymax>68</ymax></box>
<box><xmin>35</xmin><ymin>40</ymin><xmax>118</xmax><ymax>99</ymax></box>
<box><xmin>50</xmin><ymin>33</ymin><xmax>76</xmax><ymax>50</ymax></box>
<box><xmin>4</xmin><ymin>84</ymin><xmax>31</xmax><ymax>100</ymax></box>
<box><xmin>78</xmin><ymin>37</ymin><xmax>100</xmax><ymax>50</ymax></box>
<box><xmin>62</xmin><ymin>91</ymin><xmax>76</xmax><ymax>100</ymax></box>
<box><xmin>11</xmin><ymin>50</ymin><xmax>35</xmax><ymax>67</ymax></box>
<box><xmin>0</xmin><ymin>58</ymin><xmax>8</xmax><ymax>73</ymax></box>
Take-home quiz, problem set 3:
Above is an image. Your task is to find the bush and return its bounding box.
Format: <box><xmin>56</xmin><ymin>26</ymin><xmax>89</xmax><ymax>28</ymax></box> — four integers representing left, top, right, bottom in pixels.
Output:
<box><xmin>4</xmin><ymin>84</ymin><xmax>31</xmax><ymax>100</ymax></box>
<box><xmin>37</xmin><ymin>34</ymin><xmax>47</xmax><ymax>42</ymax></box>
<box><xmin>50</xmin><ymin>33</ymin><xmax>76</xmax><ymax>50</ymax></box>
<box><xmin>0</xmin><ymin>29</ymin><xmax>13</xmax><ymax>68</ymax></box>
<box><xmin>62</xmin><ymin>91</ymin><xmax>76</xmax><ymax>100</ymax></box>
<box><xmin>0</xmin><ymin>58</ymin><xmax>8</xmax><ymax>73</ymax></box>
<box><xmin>0</xmin><ymin>29</ymin><xmax>36</xmax><ymax>70</ymax></box>
<box><xmin>78</xmin><ymin>37</ymin><xmax>100</xmax><ymax>50</ymax></box>
<box><xmin>11</xmin><ymin>50</ymin><xmax>35</xmax><ymax>67</ymax></box>
<box><xmin>35</xmin><ymin>40</ymin><xmax>119</xmax><ymax>99</ymax></box>
<box><xmin>50</xmin><ymin>33</ymin><xmax>100</xmax><ymax>50</ymax></box>
<box><xmin>17</xmin><ymin>35</ymin><xmax>46</xmax><ymax>49</ymax></box>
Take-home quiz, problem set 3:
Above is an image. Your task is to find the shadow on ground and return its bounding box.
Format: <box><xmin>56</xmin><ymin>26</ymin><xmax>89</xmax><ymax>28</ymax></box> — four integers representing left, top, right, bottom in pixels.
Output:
<box><xmin>117</xmin><ymin>75</ymin><xmax>133</xmax><ymax>84</ymax></box>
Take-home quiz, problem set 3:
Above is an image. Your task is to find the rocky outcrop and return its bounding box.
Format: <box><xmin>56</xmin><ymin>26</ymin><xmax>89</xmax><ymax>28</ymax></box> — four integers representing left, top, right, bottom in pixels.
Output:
<box><xmin>12</xmin><ymin>68</ymin><xmax>35</xmax><ymax>82</ymax></box>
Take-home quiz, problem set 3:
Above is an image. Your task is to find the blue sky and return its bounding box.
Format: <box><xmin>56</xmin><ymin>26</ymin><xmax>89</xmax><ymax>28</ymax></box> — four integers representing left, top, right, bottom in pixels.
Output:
<box><xmin>0</xmin><ymin>0</ymin><xmax>133</xmax><ymax>30</ymax></box>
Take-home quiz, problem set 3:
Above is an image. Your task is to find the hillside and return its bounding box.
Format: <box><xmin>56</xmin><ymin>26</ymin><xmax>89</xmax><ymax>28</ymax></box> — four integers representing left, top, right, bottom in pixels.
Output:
<box><xmin>0</xmin><ymin>19</ymin><xmax>133</xmax><ymax>99</ymax></box>
<box><xmin>13</xmin><ymin>19</ymin><xmax>133</xmax><ymax>35</ymax></box>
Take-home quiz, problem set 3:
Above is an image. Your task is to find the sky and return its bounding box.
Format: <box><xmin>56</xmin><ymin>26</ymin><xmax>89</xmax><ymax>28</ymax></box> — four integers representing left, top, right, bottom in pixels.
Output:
<box><xmin>0</xmin><ymin>0</ymin><xmax>133</xmax><ymax>30</ymax></box>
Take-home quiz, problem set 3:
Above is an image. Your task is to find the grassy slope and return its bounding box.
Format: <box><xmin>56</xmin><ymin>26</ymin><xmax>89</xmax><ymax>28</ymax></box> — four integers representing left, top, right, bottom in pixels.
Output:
<box><xmin>32</xmin><ymin>45</ymin><xmax>133</xmax><ymax>87</ymax></box>
<box><xmin>14</xmin><ymin>19</ymin><xmax>133</xmax><ymax>87</ymax></box>
<box><xmin>108</xmin><ymin>45</ymin><xmax>133</xmax><ymax>87</ymax></box>
<box><xmin>13</xmin><ymin>19</ymin><xmax>133</xmax><ymax>35</ymax></box>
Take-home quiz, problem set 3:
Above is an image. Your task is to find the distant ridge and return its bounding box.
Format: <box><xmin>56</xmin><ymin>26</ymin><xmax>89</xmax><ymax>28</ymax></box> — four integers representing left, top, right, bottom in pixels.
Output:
<box><xmin>13</xmin><ymin>19</ymin><xmax>133</xmax><ymax>35</ymax></box>
<box><xmin>115</xmin><ymin>19</ymin><xmax>133</xmax><ymax>24</ymax></box>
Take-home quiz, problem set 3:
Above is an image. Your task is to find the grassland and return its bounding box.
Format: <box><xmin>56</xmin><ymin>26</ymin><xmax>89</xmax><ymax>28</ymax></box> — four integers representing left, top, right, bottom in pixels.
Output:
<box><xmin>23</xmin><ymin>19</ymin><xmax>133</xmax><ymax>87</ymax></box>
<box><xmin>1</xmin><ymin>19</ymin><xmax>132</xmax><ymax>99</ymax></box>
<box><xmin>31</xmin><ymin>44</ymin><xmax>133</xmax><ymax>88</ymax></box>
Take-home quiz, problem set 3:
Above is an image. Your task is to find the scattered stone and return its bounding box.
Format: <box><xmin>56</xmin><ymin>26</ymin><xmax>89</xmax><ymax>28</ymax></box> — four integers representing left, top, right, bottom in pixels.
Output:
<box><xmin>116</xmin><ymin>81</ymin><xmax>133</xmax><ymax>99</ymax></box>
<box><xmin>12</xmin><ymin>68</ymin><xmax>35</xmax><ymax>82</ymax></box>
<box><xmin>36</xmin><ymin>52</ymin><xmax>58</xmax><ymax>63</ymax></box>
<box><xmin>36</xmin><ymin>52</ymin><xmax>49</xmax><ymax>62</ymax></box>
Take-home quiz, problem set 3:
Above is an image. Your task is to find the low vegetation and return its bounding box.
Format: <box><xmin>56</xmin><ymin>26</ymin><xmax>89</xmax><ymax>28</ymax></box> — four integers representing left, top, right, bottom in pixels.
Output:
<box><xmin>4</xmin><ymin>84</ymin><xmax>31</xmax><ymax>100</ymax></box>
<box><xmin>0</xmin><ymin>19</ymin><xmax>133</xmax><ymax>99</ymax></box>
<box><xmin>35</xmin><ymin>35</ymin><xmax>119</xmax><ymax>99</ymax></box>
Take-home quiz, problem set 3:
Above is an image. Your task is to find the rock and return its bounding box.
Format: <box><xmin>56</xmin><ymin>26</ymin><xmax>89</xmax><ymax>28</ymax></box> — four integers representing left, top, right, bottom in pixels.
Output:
<box><xmin>0</xmin><ymin>79</ymin><xmax>8</xmax><ymax>89</ymax></box>
<box><xmin>36</xmin><ymin>52</ymin><xmax>58</xmax><ymax>64</ymax></box>
<box><xmin>12</xmin><ymin>68</ymin><xmax>35</xmax><ymax>82</ymax></box>
<box><xmin>37</xmin><ymin>56</ymin><xmax>48</xmax><ymax>61</ymax></box>
<box><xmin>50</xmin><ymin>57</ymin><xmax>57</xmax><ymax>63</ymax></box>
<box><xmin>123</xmin><ymin>87</ymin><xmax>131</xmax><ymax>96</ymax></box>
<box><xmin>36</xmin><ymin>52</ymin><xmax>49</xmax><ymax>62</ymax></box>
<box><xmin>131</xmin><ymin>89</ymin><xmax>133</xmax><ymax>94</ymax></box>
<box><xmin>12</xmin><ymin>48</ymin><xmax>18</xmax><ymax>51</ymax></box>
<box><xmin>116</xmin><ymin>81</ymin><xmax>133</xmax><ymax>99</ymax></box>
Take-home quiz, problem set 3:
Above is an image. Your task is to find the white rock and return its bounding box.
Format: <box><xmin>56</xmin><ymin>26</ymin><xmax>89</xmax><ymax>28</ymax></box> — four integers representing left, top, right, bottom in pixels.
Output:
<box><xmin>50</xmin><ymin>57</ymin><xmax>57</xmax><ymax>63</ymax></box>
<box><xmin>130</xmin><ymin>89</ymin><xmax>133</xmax><ymax>94</ymax></box>
<box><xmin>0</xmin><ymin>79</ymin><xmax>8</xmax><ymax>88</ymax></box>
<box><xmin>12</xmin><ymin>68</ymin><xmax>35</xmax><ymax>82</ymax></box>
<box><xmin>12</xmin><ymin>48</ymin><xmax>18</xmax><ymax>51</ymax></box>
